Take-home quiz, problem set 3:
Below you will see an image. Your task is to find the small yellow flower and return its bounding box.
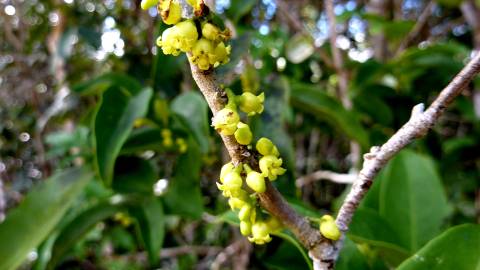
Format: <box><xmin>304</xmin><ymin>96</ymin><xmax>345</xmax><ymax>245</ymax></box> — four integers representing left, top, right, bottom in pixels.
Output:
<box><xmin>212</xmin><ymin>108</ymin><xmax>240</xmax><ymax>135</ymax></box>
<box><xmin>240</xmin><ymin>221</ymin><xmax>252</xmax><ymax>236</ymax></box>
<box><xmin>220</xmin><ymin>162</ymin><xmax>235</xmax><ymax>183</ymax></box>
<box><xmin>157</xmin><ymin>20</ymin><xmax>198</xmax><ymax>55</ymax></box>
<box><xmin>259</xmin><ymin>155</ymin><xmax>286</xmax><ymax>181</ymax></box>
<box><xmin>245</xmin><ymin>170</ymin><xmax>266</xmax><ymax>193</ymax></box>
<box><xmin>248</xmin><ymin>221</ymin><xmax>272</xmax><ymax>245</ymax></box>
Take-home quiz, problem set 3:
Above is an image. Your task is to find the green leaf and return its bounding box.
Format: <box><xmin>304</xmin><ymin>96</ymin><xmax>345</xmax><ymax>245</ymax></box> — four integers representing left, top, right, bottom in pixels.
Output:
<box><xmin>121</xmin><ymin>127</ymin><xmax>164</xmax><ymax>154</ymax></box>
<box><xmin>226</xmin><ymin>0</ymin><xmax>256</xmax><ymax>22</ymax></box>
<box><xmin>336</xmin><ymin>237</ymin><xmax>370</xmax><ymax>270</ymax></box>
<box><xmin>171</xmin><ymin>92</ymin><xmax>210</xmax><ymax>153</ymax></box>
<box><xmin>0</xmin><ymin>167</ymin><xmax>92</xmax><ymax>270</ymax></box>
<box><xmin>72</xmin><ymin>73</ymin><xmax>142</xmax><ymax>96</ymax></box>
<box><xmin>290</xmin><ymin>81</ymin><xmax>369</xmax><ymax>148</ymax></box>
<box><xmin>94</xmin><ymin>87</ymin><xmax>153</xmax><ymax>185</ymax></box>
<box><xmin>112</xmin><ymin>156</ymin><xmax>158</xmax><ymax>195</ymax></box>
<box><xmin>379</xmin><ymin>150</ymin><xmax>451</xmax><ymax>251</ymax></box>
<box><xmin>348</xmin><ymin>208</ymin><xmax>410</xmax><ymax>265</ymax></box>
<box><xmin>48</xmin><ymin>200</ymin><xmax>125</xmax><ymax>268</ymax></box>
<box><xmin>163</xmin><ymin>138</ymin><xmax>204</xmax><ymax>219</ymax></box>
<box><xmin>130</xmin><ymin>198</ymin><xmax>165</xmax><ymax>265</ymax></box>
<box><xmin>273</xmin><ymin>231</ymin><xmax>313</xmax><ymax>270</ymax></box>
<box><xmin>397</xmin><ymin>224</ymin><xmax>480</xmax><ymax>270</ymax></box>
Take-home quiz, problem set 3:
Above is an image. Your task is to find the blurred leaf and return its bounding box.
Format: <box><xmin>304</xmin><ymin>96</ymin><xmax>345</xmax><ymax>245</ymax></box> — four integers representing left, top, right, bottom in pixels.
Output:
<box><xmin>226</xmin><ymin>0</ymin><xmax>256</xmax><ymax>22</ymax></box>
<box><xmin>78</xmin><ymin>26</ymin><xmax>102</xmax><ymax>49</ymax></box>
<box><xmin>290</xmin><ymin>81</ymin><xmax>369</xmax><ymax>148</ymax></box>
<box><xmin>287</xmin><ymin>198</ymin><xmax>322</xmax><ymax>218</ymax></box>
<box><xmin>164</xmin><ymin>138</ymin><xmax>204</xmax><ymax>219</ymax></box>
<box><xmin>285</xmin><ymin>34</ymin><xmax>315</xmax><ymax>64</ymax></box>
<box><xmin>353</xmin><ymin>94</ymin><xmax>393</xmax><ymax>126</ymax></box>
<box><xmin>397</xmin><ymin>224</ymin><xmax>480</xmax><ymax>270</ymax></box>
<box><xmin>121</xmin><ymin>127</ymin><xmax>164</xmax><ymax>154</ymax></box>
<box><xmin>379</xmin><ymin>150</ymin><xmax>451</xmax><ymax>251</ymax></box>
<box><xmin>217</xmin><ymin>33</ymin><xmax>253</xmax><ymax>83</ymax></box>
<box><xmin>58</xmin><ymin>28</ymin><xmax>77</xmax><ymax>59</ymax></box>
<box><xmin>72</xmin><ymin>73</ymin><xmax>142</xmax><ymax>96</ymax></box>
<box><xmin>94</xmin><ymin>87</ymin><xmax>153</xmax><ymax>185</ymax></box>
<box><xmin>336</xmin><ymin>237</ymin><xmax>370</xmax><ymax>270</ymax></box>
<box><xmin>171</xmin><ymin>92</ymin><xmax>210</xmax><ymax>153</ymax></box>
<box><xmin>0</xmin><ymin>168</ymin><xmax>92</xmax><ymax>270</ymax></box>
<box><xmin>272</xmin><ymin>231</ymin><xmax>313</xmax><ymax>270</ymax></box>
<box><xmin>48</xmin><ymin>200</ymin><xmax>125</xmax><ymax>268</ymax></box>
<box><xmin>112</xmin><ymin>156</ymin><xmax>158</xmax><ymax>195</ymax></box>
<box><xmin>130</xmin><ymin>198</ymin><xmax>165</xmax><ymax>265</ymax></box>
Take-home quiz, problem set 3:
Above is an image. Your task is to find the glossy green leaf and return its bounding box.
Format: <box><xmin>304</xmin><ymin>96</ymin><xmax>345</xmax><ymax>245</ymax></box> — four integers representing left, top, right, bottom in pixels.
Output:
<box><xmin>397</xmin><ymin>224</ymin><xmax>480</xmax><ymax>270</ymax></box>
<box><xmin>171</xmin><ymin>92</ymin><xmax>210</xmax><ymax>153</ymax></box>
<box><xmin>336</xmin><ymin>237</ymin><xmax>370</xmax><ymax>270</ymax></box>
<box><xmin>290</xmin><ymin>81</ymin><xmax>369</xmax><ymax>148</ymax></box>
<box><xmin>112</xmin><ymin>156</ymin><xmax>158</xmax><ymax>195</ymax></box>
<box><xmin>130</xmin><ymin>198</ymin><xmax>165</xmax><ymax>265</ymax></box>
<box><xmin>379</xmin><ymin>150</ymin><xmax>451</xmax><ymax>251</ymax></box>
<box><xmin>48</xmin><ymin>200</ymin><xmax>125</xmax><ymax>268</ymax></box>
<box><xmin>72</xmin><ymin>73</ymin><xmax>142</xmax><ymax>96</ymax></box>
<box><xmin>94</xmin><ymin>87</ymin><xmax>153</xmax><ymax>185</ymax></box>
<box><xmin>0</xmin><ymin>167</ymin><xmax>92</xmax><ymax>270</ymax></box>
<box><xmin>121</xmin><ymin>127</ymin><xmax>164</xmax><ymax>154</ymax></box>
<box><xmin>164</xmin><ymin>138</ymin><xmax>204</xmax><ymax>219</ymax></box>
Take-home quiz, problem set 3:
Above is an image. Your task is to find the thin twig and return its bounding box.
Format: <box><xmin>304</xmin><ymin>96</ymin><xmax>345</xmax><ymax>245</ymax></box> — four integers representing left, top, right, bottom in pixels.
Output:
<box><xmin>308</xmin><ymin>52</ymin><xmax>480</xmax><ymax>270</ymax></box>
<box><xmin>395</xmin><ymin>0</ymin><xmax>435</xmax><ymax>56</ymax></box>
<box><xmin>296</xmin><ymin>170</ymin><xmax>356</xmax><ymax>187</ymax></box>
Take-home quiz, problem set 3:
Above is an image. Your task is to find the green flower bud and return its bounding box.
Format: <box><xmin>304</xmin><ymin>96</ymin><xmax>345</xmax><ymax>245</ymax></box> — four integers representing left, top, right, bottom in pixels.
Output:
<box><xmin>220</xmin><ymin>162</ymin><xmax>235</xmax><ymax>183</ymax></box>
<box><xmin>256</xmin><ymin>137</ymin><xmax>280</xmax><ymax>157</ymax></box>
<box><xmin>237</xmin><ymin>92</ymin><xmax>265</xmax><ymax>116</ymax></box>
<box><xmin>234</xmin><ymin>122</ymin><xmax>253</xmax><ymax>145</ymax></box>
<box><xmin>238</xmin><ymin>204</ymin><xmax>252</xmax><ymax>221</ymax></box>
<box><xmin>141</xmin><ymin>0</ymin><xmax>159</xmax><ymax>10</ymax></box>
<box><xmin>159</xmin><ymin>0</ymin><xmax>182</xmax><ymax>25</ymax></box>
<box><xmin>240</xmin><ymin>221</ymin><xmax>252</xmax><ymax>236</ymax></box>
<box><xmin>246</xmin><ymin>171</ymin><xmax>266</xmax><ymax>193</ymax></box>
<box><xmin>212</xmin><ymin>108</ymin><xmax>240</xmax><ymax>135</ymax></box>
<box><xmin>248</xmin><ymin>221</ymin><xmax>272</xmax><ymax>245</ymax></box>
<box><xmin>319</xmin><ymin>215</ymin><xmax>341</xmax><ymax>241</ymax></box>
<box><xmin>259</xmin><ymin>155</ymin><xmax>286</xmax><ymax>181</ymax></box>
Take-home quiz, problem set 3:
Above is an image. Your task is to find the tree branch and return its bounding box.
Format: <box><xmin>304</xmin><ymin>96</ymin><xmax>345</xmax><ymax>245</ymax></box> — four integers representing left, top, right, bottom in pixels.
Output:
<box><xmin>296</xmin><ymin>170</ymin><xmax>356</xmax><ymax>187</ymax></box>
<box><xmin>188</xmin><ymin>59</ymin><xmax>327</xmax><ymax>258</ymax></box>
<box><xmin>308</xmin><ymin>51</ymin><xmax>480</xmax><ymax>269</ymax></box>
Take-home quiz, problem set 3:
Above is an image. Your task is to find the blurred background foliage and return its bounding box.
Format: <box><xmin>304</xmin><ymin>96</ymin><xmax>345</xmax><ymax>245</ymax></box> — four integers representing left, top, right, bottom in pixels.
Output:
<box><xmin>0</xmin><ymin>0</ymin><xmax>479</xmax><ymax>269</ymax></box>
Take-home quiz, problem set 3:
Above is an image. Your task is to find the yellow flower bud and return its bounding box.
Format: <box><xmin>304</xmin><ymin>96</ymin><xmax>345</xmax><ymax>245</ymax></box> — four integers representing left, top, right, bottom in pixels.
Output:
<box><xmin>238</xmin><ymin>204</ymin><xmax>252</xmax><ymax>221</ymax></box>
<box><xmin>175</xmin><ymin>138</ymin><xmax>187</xmax><ymax>153</ymax></box>
<box><xmin>248</xmin><ymin>221</ymin><xmax>272</xmax><ymax>245</ymax></box>
<box><xmin>240</xmin><ymin>221</ymin><xmax>252</xmax><ymax>236</ymax></box>
<box><xmin>319</xmin><ymin>215</ymin><xmax>341</xmax><ymax>241</ymax></box>
<box><xmin>223</xmin><ymin>171</ymin><xmax>243</xmax><ymax>190</ymax></box>
<box><xmin>141</xmin><ymin>0</ymin><xmax>159</xmax><ymax>10</ymax></box>
<box><xmin>234</xmin><ymin>122</ymin><xmax>253</xmax><ymax>145</ymax></box>
<box><xmin>237</xmin><ymin>92</ymin><xmax>265</xmax><ymax>116</ymax></box>
<box><xmin>159</xmin><ymin>0</ymin><xmax>182</xmax><ymax>25</ymax></box>
<box><xmin>202</xmin><ymin>22</ymin><xmax>220</xmax><ymax>41</ymax></box>
<box><xmin>212</xmin><ymin>108</ymin><xmax>240</xmax><ymax>135</ymax></box>
<box><xmin>228</xmin><ymin>197</ymin><xmax>247</xmax><ymax>210</ymax></box>
<box><xmin>246</xmin><ymin>171</ymin><xmax>266</xmax><ymax>193</ymax></box>
<box><xmin>212</xmin><ymin>42</ymin><xmax>231</xmax><ymax>67</ymax></box>
<box><xmin>259</xmin><ymin>155</ymin><xmax>286</xmax><ymax>181</ymax></box>
<box><xmin>256</xmin><ymin>137</ymin><xmax>280</xmax><ymax>157</ymax></box>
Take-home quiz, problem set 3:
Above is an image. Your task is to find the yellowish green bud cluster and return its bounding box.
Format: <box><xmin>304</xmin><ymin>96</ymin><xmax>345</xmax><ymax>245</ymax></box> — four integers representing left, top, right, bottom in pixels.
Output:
<box><xmin>256</xmin><ymin>138</ymin><xmax>286</xmax><ymax>180</ymax></box>
<box><xmin>161</xmin><ymin>128</ymin><xmax>188</xmax><ymax>153</ymax></box>
<box><xmin>143</xmin><ymin>0</ymin><xmax>232</xmax><ymax>70</ymax></box>
<box><xmin>215</xmin><ymin>162</ymin><xmax>283</xmax><ymax>244</ymax></box>
<box><xmin>236</xmin><ymin>92</ymin><xmax>265</xmax><ymax>116</ymax></box>
<box><xmin>319</xmin><ymin>215</ymin><xmax>341</xmax><ymax>241</ymax></box>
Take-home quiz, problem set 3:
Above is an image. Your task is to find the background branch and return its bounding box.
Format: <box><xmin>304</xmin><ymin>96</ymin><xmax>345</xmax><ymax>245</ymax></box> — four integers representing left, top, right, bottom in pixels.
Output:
<box><xmin>308</xmin><ymin>52</ymin><xmax>480</xmax><ymax>269</ymax></box>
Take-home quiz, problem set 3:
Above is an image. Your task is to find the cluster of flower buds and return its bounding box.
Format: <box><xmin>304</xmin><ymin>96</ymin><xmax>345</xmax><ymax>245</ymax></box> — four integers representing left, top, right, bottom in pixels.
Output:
<box><xmin>161</xmin><ymin>128</ymin><xmax>188</xmax><ymax>153</ymax></box>
<box><xmin>211</xmin><ymin>89</ymin><xmax>264</xmax><ymax>145</ymax></box>
<box><xmin>216</xmin><ymin>162</ymin><xmax>282</xmax><ymax>244</ymax></box>
<box><xmin>141</xmin><ymin>0</ymin><xmax>231</xmax><ymax>70</ymax></box>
